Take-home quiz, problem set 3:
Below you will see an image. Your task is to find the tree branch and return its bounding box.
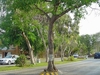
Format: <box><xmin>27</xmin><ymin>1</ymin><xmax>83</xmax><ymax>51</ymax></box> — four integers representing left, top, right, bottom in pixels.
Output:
<box><xmin>89</xmin><ymin>6</ymin><xmax>100</xmax><ymax>11</ymax></box>
<box><xmin>56</xmin><ymin>4</ymin><xmax>83</xmax><ymax>19</ymax></box>
<box><xmin>34</xmin><ymin>4</ymin><xmax>51</xmax><ymax>20</ymax></box>
<box><xmin>45</xmin><ymin>0</ymin><xmax>52</xmax><ymax>2</ymax></box>
<box><xmin>53</xmin><ymin>1</ymin><xmax>61</xmax><ymax>15</ymax></box>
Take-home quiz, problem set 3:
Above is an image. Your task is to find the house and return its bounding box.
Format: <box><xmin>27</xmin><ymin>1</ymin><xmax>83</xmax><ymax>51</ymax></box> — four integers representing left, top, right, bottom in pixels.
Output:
<box><xmin>0</xmin><ymin>45</ymin><xmax>20</xmax><ymax>58</ymax></box>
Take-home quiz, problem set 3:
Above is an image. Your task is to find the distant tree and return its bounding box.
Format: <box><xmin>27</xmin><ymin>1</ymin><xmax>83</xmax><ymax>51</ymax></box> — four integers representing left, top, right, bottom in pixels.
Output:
<box><xmin>34</xmin><ymin>15</ymin><xmax>49</xmax><ymax>62</ymax></box>
<box><xmin>54</xmin><ymin>14</ymin><xmax>79</xmax><ymax>61</ymax></box>
<box><xmin>92</xmin><ymin>32</ymin><xmax>100</xmax><ymax>52</ymax></box>
<box><xmin>79</xmin><ymin>35</ymin><xmax>95</xmax><ymax>55</ymax></box>
<box><xmin>54</xmin><ymin>14</ymin><xmax>72</xmax><ymax>61</ymax></box>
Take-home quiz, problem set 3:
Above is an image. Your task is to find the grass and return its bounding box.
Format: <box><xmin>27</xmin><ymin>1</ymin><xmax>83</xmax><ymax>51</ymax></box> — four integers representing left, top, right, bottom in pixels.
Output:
<box><xmin>0</xmin><ymin>58</ymin><xmax>84</xmax><ymax>71</ymax></box>
<box><xmin>0</xmin><ymin>66</ymin><xmax>21</xmax><ymax>71</ymax></box>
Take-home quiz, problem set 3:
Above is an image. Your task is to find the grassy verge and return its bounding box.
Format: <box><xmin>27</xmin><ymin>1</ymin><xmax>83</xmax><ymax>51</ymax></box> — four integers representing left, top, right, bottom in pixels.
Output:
<box><xmin>0</xmin><ymin>58</ymin><xmax>84</xmax><ymax>71</ymax></box>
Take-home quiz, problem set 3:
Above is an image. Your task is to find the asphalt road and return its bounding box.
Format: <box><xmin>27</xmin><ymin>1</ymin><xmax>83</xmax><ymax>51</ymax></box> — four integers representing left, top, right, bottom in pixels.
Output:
<box><xmin>0</xmin><ymin>58</ymin><xmax>100</xmax><ymax>75</ymax></box>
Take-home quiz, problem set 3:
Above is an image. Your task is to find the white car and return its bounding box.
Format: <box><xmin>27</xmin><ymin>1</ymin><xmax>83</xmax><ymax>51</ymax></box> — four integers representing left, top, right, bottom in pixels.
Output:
<box><xmin>73</xmin><ymin>54</ymin><xmax>79</xmax><ymax>58</ymax></box>
<box><xmin>0</xmin><ymin>55</ymin><xmax>19</xmax><ymax>65</ymax></box>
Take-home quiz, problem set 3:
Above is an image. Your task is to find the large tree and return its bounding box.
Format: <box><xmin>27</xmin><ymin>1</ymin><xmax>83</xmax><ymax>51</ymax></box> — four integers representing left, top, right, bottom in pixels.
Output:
<box><xmin>79</xmin><ymin>34</ymin><xmax>95</xmax><ymax>55</ymax></box>
<box><xmin>0</xmin><ymin>5</ymin><xmax>44</xmax><ymax>64</ymax></box>
<box><xmin>54</xmin><ymin>14</ymin><xmax>72</xmax><ymax>61</ymax></box>
<box><xmin>7</xmin><ymin>0</ymin><xmax>99</xmax><ymax>72</ymax></box>
<box><xmin>54</xmin><ymin>14</ymin><xmax>79</xmax><ymax>61</ymax></box>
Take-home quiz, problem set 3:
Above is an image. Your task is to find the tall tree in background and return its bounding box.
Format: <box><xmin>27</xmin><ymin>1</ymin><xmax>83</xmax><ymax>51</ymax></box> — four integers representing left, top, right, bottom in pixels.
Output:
<box><xmin>5</xmin><ymin>0</ymin><xmax>99</xmax><ymax>72</ymax></box>
<box><xmin>91</xmin><ymin>33</ymin><xmax>100</xmax><ymax>53</ymax></box>
<box><xmin>34</xmin><ymin>15</ymin><xmax>49</xmax><ymax>62</ymax></box>
<box><xmin>54</xmin><ymin>14</ymin><xmax>79</xmax><ymax>61</ymax></box>
<box><xmin>79</xmin><ymin>35</ymin><xmax>95</xmax><ymax>55</ymax></box>
<box><xmin>54</xmin><ymin>14</ymin><xmax>72</xmax><ymax>61</ymax></box>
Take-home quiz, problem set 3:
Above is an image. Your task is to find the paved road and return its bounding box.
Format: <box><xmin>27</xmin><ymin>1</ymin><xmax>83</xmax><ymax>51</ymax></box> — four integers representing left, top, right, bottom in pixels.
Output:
<box><xmin>0</xmin><ymin>58</ymin><xmax>100</xmax><ymax>75</ymax></box>
<box><xmin>58</xmin><ymin>58</ymin><xmax>100</xmax><ymax>75</ymax></box>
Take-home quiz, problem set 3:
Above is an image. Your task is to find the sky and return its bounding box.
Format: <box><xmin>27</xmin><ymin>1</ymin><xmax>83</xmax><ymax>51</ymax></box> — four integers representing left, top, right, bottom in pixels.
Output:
<box><xmin>79</xmin><ymin>3</ymin><xmax>100</xmax><ymax>35</ymax></box>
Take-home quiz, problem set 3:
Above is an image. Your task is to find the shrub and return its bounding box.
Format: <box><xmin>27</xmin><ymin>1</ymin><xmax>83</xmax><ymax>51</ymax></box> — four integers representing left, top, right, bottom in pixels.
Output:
<box><xmin>67</xmin><ymin>56</ymin><xmax>75</xmax><ymax>61</ymax></box>
<box><xmin>15</xmin><ymin>54</ymin><xmax>27</xmax><ymax>67</ymax></box>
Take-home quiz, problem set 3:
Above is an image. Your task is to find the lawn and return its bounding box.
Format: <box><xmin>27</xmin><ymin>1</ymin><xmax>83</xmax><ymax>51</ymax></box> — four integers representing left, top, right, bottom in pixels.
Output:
<box><xmin>0</xmin><ymin>58</ymin><xmax>84</xmax><ymax>71</ymax></box>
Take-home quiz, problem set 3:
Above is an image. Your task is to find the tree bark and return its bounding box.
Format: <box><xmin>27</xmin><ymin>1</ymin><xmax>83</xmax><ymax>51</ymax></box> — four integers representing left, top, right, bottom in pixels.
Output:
<box><xmin>22</xmin><ymin>32</ymin><xmax>35</xmax><ymax>64</ymax></box>
<box><xmin>47</xmin><ymin>17</ymin><xmax>58</xmax><ymax>72</ymax></box>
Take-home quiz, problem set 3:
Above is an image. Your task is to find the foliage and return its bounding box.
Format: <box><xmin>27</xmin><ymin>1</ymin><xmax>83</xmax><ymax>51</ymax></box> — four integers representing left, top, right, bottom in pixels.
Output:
<box><xmin>54</xmin><ymin>14</ymin><xmax>79</xmax><ymax>55</ymax></box>
<box><xmin>0</xmin><ymin>6</ymin><xmax>44</xmax><ymax>55</ymax></box>
<box><xmin>79</xmin><ymin>34</ymin><xmax>95</xmax><ymax>55</ymax></box>
<box><xmin>67</xmin><ymin>56</ymin><xmax>75</xmax><ymax>61</ymax></box>
<box><xmin>92</xmin><ymin>32</ymin><xmax>100</xmax><ymax>52</ymax></box>
<box><xmin>15</xmin><ymin>54</ymin><xmax>27</xmax><ymax>67</ymax></box>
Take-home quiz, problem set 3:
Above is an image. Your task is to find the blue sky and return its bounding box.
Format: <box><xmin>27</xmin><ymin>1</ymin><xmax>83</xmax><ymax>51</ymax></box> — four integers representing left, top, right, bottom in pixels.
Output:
<box><xmin>79</xmin><ymin>3</ymin><xmax>100</xmax><ymax>35</ymax></box>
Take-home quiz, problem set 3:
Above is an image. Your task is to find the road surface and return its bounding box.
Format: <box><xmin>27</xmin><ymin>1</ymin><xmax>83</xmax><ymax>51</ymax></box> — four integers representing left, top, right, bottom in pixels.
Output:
<box><xmin>0</xmin><ymin>58</ymin><xmax>100</xmax><ymax>75</ymax></box>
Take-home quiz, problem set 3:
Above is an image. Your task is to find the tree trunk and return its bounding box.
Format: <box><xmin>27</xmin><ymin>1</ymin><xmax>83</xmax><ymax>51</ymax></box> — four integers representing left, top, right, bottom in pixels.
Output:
<box><xmin>36</xmin><ymin>28</ymin><xmax>49</xmax><ymax>62</ymax></box>
<box><xmin>60</xmin><ymin>44</ymin><xmax>67</xmax><ymax>61</ymax></box>
<box><xmin>60</xmin><ymin>45</ymin><xmax>63</xmax><ymax>61</ymax></box>
<box><xmin>22</xmin><ymin>32</ymin><xmax>35</xmax><ymax>64</ymax></box>
<box><xmin>61</xmin><ymin>47</ymin><xmax>64</xmax><ymax>61</ymax></box>
<box><xmin>68</xmin><ymin>47</ymin><xmax>71</xmax><ymax>57</ymax></box>
<box><xmin>47</xmin><ymin>18</ymin><xmax>58</xmax><ymax>72</ymax></box>
<box><xmin>39</xmin><ymin>29</ymin><xmax>49</xmax><ymax>62</ymax></box>
<box><xmin>46</xmin><ymin>48</ymin><xmax>49</xmax><ymax>62</ymax></box>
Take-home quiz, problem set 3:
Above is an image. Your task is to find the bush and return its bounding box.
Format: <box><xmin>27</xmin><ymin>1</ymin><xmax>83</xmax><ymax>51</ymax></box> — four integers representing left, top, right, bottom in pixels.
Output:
<box><xmin>67</xmin><ymin>56</ymin><xmax>74</xmax><ymax>61</ymax></box>
<box><xmin>15</xmin><ymin>54</ymin><xmax>27</xmax><ymax>67</ymax></box>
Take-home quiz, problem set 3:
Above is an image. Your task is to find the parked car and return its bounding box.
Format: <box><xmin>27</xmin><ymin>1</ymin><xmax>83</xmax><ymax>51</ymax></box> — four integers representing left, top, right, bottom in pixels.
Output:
<box><xmin>73</xmin><ymin>54</ymin><xmax>79</xmax><ymax>58</ymax></box>
<box><xmin>94</xmin><ymin>52</ymin><xmax>100</xmax><ymax>59</ymax></box>
<box><xmin>0</xmin><ymin>54</ymin><xmax>19</xmax><ymax>65</ymax></box>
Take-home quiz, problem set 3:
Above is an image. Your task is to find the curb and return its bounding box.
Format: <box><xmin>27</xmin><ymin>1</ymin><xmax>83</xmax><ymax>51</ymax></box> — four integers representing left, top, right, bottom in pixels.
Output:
<box><xmin>40</xmin><ymin>71</ymin><xmax>58</xmax><ymax>75</ymax></box>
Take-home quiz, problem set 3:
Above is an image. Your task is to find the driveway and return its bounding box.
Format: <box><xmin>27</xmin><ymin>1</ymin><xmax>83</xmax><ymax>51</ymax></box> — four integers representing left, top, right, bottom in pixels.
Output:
<box><xmin>0</xmin><ymin>58</ymin><xmax>100</xmax><ymax>75</ymax></box>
